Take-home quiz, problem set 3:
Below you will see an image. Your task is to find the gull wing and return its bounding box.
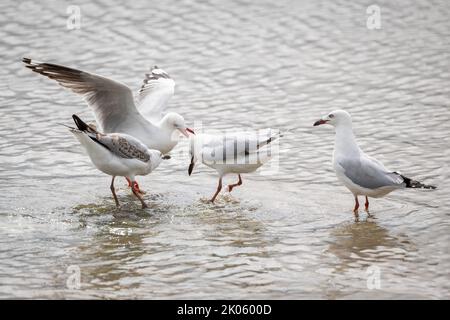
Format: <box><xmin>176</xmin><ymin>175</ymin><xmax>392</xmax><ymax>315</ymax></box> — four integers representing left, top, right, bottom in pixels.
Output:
<box><xmin>137</xmin><ymin>66</ymin><xmax>175</xmax><ymax>122</ymax></box>
<box><xmin>23</xmin><ymin>58</ymin><xmax>148</xmax><ymax>133</ymax></box>
<box><xmin>339</xmin><ymin>155</ymin><xmax>404</xmax><ymax>189</ymax></box>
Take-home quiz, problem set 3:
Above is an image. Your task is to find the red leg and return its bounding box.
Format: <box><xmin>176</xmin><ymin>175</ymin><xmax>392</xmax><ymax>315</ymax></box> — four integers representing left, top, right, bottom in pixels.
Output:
<box><xmin>365</xmin><ymin>196</ymin><xmax>369</xmax><ymax>212</ymax></box>
<box><xmin>210</xmin><ymin>177</ymin><xmax>223</xmax><ymax>203</ymax></box>
<box><xmin>125</xmin><ymin>177</ymin><xmax>145</xmax><ymax>194</ymax></box>
<box><xmin>227</xmin><ymin>174</ymin><xmax>242</xmax><ymax>192</ymax></box>
<box><xmin>132</xmin><ymin>181</ymin><xmax>148</xmax><ymax>209</ymax></box>
<box><xmin>134</xmin><ymin>181</ymin><xmax>145</xmax><ymax>194</ymax></box>
<box><xmin>353</xmin><ymin>196</ymin><xmax>359</xmax><ymax>217</ymax></box>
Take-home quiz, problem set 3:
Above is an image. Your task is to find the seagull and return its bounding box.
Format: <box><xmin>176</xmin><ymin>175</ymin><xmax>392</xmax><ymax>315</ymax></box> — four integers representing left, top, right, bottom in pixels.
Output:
<box><xmin>23</xmin><ymin>57</ymin><xmax>194</xmax><ymax>192</ymax></box>
<box><xmin>188</xmin><ymin>129</ymin><xmax>281</xmax><ymax>202</ymax></box>
<box><xmin>313</xmin><ymin>110</ymin><xmax>436</xmax><ymax>217</ymax></box>
<box><xmin>68</xmin><ymin>114</ymin><xmax>170</xmax><ymax>209</ymax></box>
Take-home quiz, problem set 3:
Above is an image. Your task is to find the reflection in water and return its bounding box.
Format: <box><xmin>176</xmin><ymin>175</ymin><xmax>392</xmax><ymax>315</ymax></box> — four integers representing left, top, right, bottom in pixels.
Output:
<box><xmin>65</xmin><ymin>197</ymin><xmax>275</xmax><ymax>298</ymax></box>
<box><xmin>189</xmin><ymin>197</ymin><xmax>269</xmax><ymax>251</ymax></box>
<box><xmin>68</xmin><ymin>195</ymin><xmax>179</xmax><ymax>295</ymax></box>
<box><xmin>71</xmin><ymin>209</ymin><xmax>153</xmax><ymax>293</ymax></box>
<box><xmin>324</xmin><ymin>219</ymin><xmax>419</xmax><ymax>299</ymax></box>
<box><xmin>328</xmin><ymin>219</ymin><xmax>415</xmax><ymax>273</ymax></box>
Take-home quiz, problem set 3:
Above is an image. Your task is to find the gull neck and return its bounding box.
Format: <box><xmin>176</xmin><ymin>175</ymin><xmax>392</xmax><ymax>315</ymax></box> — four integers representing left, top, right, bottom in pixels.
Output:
<box><xmin>334</xmin><ymin>123</ymin><xmax>360</xmax><ymax>157</ymax></box>
<box><xmin>158</xmin><ymin>116</ymin><xmax>175</xmax><ymax>132</ymax></box>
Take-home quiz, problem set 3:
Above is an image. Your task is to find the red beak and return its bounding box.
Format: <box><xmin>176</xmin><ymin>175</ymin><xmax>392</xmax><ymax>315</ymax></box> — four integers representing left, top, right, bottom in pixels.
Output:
<box><xmin>186</xmin><ymin>128</ymin><xmax>195</xmax><ymax>135</ymax></box>
<box><xmin>313</xmin><ymin>119</ymin><xmax>328</xmax><ymax>126</ymax></box>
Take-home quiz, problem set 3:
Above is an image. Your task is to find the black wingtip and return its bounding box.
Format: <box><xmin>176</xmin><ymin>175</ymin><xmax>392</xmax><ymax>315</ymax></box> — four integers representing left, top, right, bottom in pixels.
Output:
<box><xmin>22</xmin><ymin>57</ymin><xmax>31</xmax><ymax>64</ymax></box>
<box><xmin>72</xmin><ymin>114</ymin><xmax>90</xmax><ymax>132</ymax></box>
<box><xmin>400</xmin><ymin>174</ymin><xmax>436</xmax><ymax>190</ymax></box>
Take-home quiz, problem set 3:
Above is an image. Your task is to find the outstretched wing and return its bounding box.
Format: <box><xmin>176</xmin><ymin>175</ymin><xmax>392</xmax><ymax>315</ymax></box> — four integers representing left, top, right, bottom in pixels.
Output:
<box><xmin>23</xmin><ymin>58</ymin><xmax>143</xmax><ymax>133</ymax></box>
<box><xmin>137</xmin><ymin>66</ymin><xmax>175</xmax><ymax>122</ymax></box>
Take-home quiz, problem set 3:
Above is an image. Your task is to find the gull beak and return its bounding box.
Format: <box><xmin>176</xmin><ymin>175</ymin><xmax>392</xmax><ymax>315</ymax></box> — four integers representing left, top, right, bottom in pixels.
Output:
<box><xmin>178</xmin><ymin>128</ymin><xmax>189</xmax><ymax>138</ymax></box>
<box><xmin>188</xmin><ymin>156</ymin><xmax>195</xmax><ymax>176</ymax></box>
<box><xmin>178</xmin><ymin>127</ymin><xmax>195</xmax><ymax>138</ymax></box>
<box><xmin>313</xmin><ymin>119</ymin><xmax>328</xmax><ymax>126</ymax></box>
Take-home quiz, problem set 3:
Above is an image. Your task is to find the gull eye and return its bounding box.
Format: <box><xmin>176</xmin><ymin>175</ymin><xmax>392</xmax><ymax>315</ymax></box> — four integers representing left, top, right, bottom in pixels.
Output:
<box><xmin>329</xmin><ymin>114</ymin><xmax>334</xmax><ymax>119</ymax></box>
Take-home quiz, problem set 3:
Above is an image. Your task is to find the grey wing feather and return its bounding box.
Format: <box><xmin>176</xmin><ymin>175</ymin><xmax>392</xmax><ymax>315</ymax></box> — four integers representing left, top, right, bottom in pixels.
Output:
<box><xmin>23</xmin><ymin>58</ymin><xmax>140</xmax><ymax>133</ymax></box>
<box><xmin>339</xmin><ymin>156</ymin><xmax>404</xmax><ymax>189</ymax></box>
<box><xmin>98</xmin><ymin>133</ymin><xmax>151</xmax><ymax>162</ymax></box>
<box><xmin>137</xmin><ymin>66</ymin><xmax>175</xmax><ymax>121</ymax></box>
<box><xmin>200</xmin><ymin>130</ymin><xmax>280</xmax><ymax>163</ymax></box>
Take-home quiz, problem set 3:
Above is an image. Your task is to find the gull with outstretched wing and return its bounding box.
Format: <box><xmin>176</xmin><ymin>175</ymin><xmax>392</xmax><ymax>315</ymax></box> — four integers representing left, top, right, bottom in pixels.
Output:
<box><xmin>23</xmin><ymin>58</ymin><xmax>194</xmax><ymax>191</ymax></box>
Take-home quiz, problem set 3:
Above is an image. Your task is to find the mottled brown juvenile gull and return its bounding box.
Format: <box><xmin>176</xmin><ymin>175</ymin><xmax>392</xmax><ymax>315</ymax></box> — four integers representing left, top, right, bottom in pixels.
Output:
<box><xmin>68</xmin><ymin>114</ymin><xmax>170</xmax><ymax>209</ymax></box>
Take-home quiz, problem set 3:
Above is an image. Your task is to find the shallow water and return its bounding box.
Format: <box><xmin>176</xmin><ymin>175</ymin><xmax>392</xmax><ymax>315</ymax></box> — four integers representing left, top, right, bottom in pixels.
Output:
<box><xmin>0</xmin><ymin>0</ymin><xmax>449</xmax><ymax>299</ymax></box>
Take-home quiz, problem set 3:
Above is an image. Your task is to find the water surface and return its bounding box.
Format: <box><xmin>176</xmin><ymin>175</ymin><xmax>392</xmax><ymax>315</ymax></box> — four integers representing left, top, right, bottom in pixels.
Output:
<box><xmin>0</xmin><ymin>0</ymin><xmax>449</xmax><ymax>299</ymax></box>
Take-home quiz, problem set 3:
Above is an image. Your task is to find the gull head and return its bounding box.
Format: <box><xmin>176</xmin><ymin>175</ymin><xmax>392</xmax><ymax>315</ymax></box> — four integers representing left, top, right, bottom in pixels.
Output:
<box><xmin>164</xmin><ymin>112</ymin><xmax>195</xmax><ymax>138</ymax></box>
<box><xmin>149</xmin><ymin>150</ymin><xmax>171</xmax><ymax>170</ymax></box>
<box><xmin>313</xmin><ymin>110</ymin><xmax>352</xmax><ymax>127</ymax></box>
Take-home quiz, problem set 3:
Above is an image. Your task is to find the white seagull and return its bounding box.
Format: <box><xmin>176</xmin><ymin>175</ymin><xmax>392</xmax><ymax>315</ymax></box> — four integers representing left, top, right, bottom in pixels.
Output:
<box><xmin>68</xmin><ymin>114</ymin><xmax>170</xmax><ymax>209</ymax></box>
<box><xmin>23</xmin><ymin>57</ymin><xmax>194</xmax><ymax>192</ymax></box>
<box><xmin>188</xmin><ymin>129</ymin><xmax>281</xmax><ymax>202</ymax></box>
<box><xmin>313</xmin><ymin>110</ymin><xmax>436</xmax><ymax>217</ymax></box>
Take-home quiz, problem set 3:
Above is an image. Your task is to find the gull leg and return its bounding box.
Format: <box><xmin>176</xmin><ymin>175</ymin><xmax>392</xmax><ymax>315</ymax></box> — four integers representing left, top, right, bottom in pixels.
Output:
<box><xmin>365</xmin><ymin>196</ymin><xmax>373</xmax><ymax>217</ymax></box>
<box><xmin>353</xmin><ymin>196</ymin><xmax>359</xmax><ymax>218</ymax></box>
<box><xmin>227</xmin><ymin>174</ymin><xmax>242</xmax><ymax>192</ymax></box>
<box><xmin>132</xmin><ymin>181</ymin><xmax>148</xmax><ymax>209</ymax></box>
<box><xmin>210</xmin><ymin>177</ymin><xmax>223</xmax><ymax>203</ymax></box>
<box><xmin>125</xmin><ymin>177</ymin><xmax>145</xmax><ymax>194</ymax></box>
<box><xmin>110</xmin><ymin>176</ymin><xmax>120</xmax><ymax>208</ymax></box>
<box><xmin>365</xmin><ymin>196</ymin><xmax>370</xmax><ymax>212</ymax></box>
<box><xmin>134</xmin><ymin>181</ymin><xmax>146</xmax><ymax>194</ymax></box>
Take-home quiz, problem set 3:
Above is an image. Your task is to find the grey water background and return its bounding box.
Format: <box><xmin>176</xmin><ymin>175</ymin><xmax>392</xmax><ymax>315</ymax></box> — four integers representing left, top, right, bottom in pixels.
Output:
<box><xmin>0</xmin><ymin>0</ymin><xmax>449</xmax><ymax>299</ymax></box>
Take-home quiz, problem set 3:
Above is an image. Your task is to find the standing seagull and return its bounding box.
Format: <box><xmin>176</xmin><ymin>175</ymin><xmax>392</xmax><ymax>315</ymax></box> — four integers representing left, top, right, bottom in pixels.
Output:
<box><xmin>23</xmin><ymin>58</ymin><xmax>194</xmax><ymax>191</ymax></box>
<box><xmin>313</xmin><ymin>110</ymin><xmax>436</xmax><ymax>217</ymax></box>
<box><xmin>68</xmin><ymin>114</ymin><xmax>170</xmax><ymax>209</ymax></box>
<box><xmin>188</xmin><ymin>130</ymin><xmax>280</xmax><ymax>202</ymax></box>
